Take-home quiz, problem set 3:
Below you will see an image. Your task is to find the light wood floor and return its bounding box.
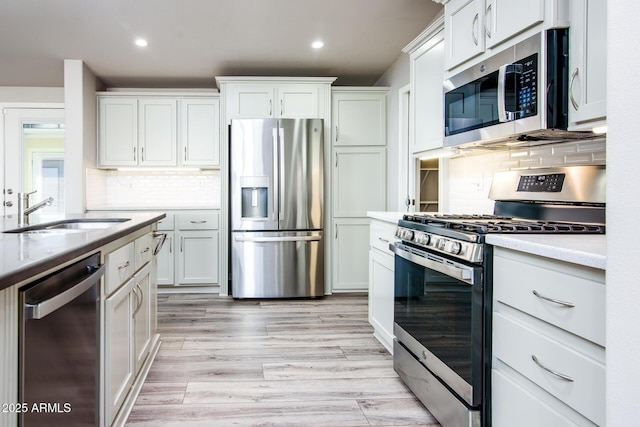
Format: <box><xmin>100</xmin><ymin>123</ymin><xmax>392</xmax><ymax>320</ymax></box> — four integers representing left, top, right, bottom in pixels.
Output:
<box><xmin>125</xmin><ymin>293</ymin><xmax>439</xmax><ymax>427</ymax></box>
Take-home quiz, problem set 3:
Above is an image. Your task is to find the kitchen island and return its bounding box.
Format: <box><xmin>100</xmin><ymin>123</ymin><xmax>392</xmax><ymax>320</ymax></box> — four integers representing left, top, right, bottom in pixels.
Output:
<box><xmin>0</xmin><ymin>212</ymin><xmax>165</xmax><ymax>427</ymax></box>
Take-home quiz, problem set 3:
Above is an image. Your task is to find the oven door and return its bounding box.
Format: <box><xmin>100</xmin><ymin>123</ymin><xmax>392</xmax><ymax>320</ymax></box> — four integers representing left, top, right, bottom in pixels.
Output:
<box><xmin>391</xmin><ymin>242</ymin><xmax>484</xmax><ymax>407</ymax></box>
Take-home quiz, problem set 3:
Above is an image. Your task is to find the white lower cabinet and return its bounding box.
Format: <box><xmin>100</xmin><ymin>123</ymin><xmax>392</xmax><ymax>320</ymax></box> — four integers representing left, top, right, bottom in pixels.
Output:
<box><xmin>103</xmin><ymin>231</ymin><xmax>159</xmax><ymax>426</ymax></box>
<box><xmin>491</xmin><ymin>247</ymin><xmax>605</xmax><ymax>427</ymax></box>
<box><xmin>105</xmin><ymin>277</ymin><xmax>136</xmax><ymax>425</ymax></box>
<box><xmin>333</xmin><ymin>220</ymin><xmax>370</xmax><ymax>292</ymax></box>
<box><xmin>367</xmin><ymin>219</ymin><xmax>397</xmax><ymax>353</ymax></box>
<box><xmin>133</xmin><ymin>263</ymin><xmax>152</xmax><ymax>374</ymax></box>
<box><xmin>156</xmin><ymin>210</ymin><xmax>220</xmax><ymax>288</ymax></box>
<box><xmin>177</xmin><ymin>230</ymin><xmax>219</xmax><ymax>285</ymax></box>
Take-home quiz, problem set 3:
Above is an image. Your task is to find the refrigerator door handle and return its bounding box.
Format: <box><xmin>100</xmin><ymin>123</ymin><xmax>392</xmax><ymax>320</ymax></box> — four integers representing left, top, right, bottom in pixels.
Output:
<box><xmin>272</xmin><ymin>127</ymin><xmax>279</xmax><ymax>222</ymax></box>
<box><xmin>234</xmin><ymin>235</ymin><xmax>322</xmax><ymax>243</ymax></box>
<box><xmin>278</xmin><ymin>126</ymin><xmax>285</xmax><ymax>221</ymax></box>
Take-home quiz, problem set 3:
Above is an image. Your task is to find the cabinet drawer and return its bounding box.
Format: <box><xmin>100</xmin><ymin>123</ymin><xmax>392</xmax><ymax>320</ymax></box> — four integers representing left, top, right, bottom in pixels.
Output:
<box><xmin>105</xmin><ymin>242</ymin><xmax>135</xmax><ymax>295</ymax></box>
<box><xmin>493</xmin><ymin>250</ymin><xmax>605</xmax><ymax>346</ymax></box>
<box><xmin>178</xmin><ymin>212</ymin><xmax>219</xmax><ymax>230</ymax></box>
<box><xmin>156</xmin><ymin>213</ymin><xmax>174</xmax><ymax>231</ymax></box>
<box><xmin>134</xmin><ymin>233</ymin><xmax>153</xmax><ymax>271</ymax></box>
<box><xmin>369</xmin><ymin>221</ymin><xmax>397</xmax><ymax>255</ymax></box>
<box><xmin>492</xmin><ymin>369</ymin><xmax>587</xmax><ymax>427</ymax></box>
<box><xmin>493</xmin><ymin>313</ymin><xmax>604</xmax><ymax>426</ymax></box>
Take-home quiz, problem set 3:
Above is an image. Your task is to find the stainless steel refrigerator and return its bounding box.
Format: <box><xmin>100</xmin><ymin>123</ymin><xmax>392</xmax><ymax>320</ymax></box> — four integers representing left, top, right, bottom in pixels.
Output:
<box><xmin>230</xmin><ymin>118</ymin><xmax>324</xmax><ymax>298</ymax></box>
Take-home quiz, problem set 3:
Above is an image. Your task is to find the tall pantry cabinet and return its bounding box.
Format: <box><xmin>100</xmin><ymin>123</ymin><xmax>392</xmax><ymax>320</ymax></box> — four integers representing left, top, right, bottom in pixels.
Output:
<box><xmin>331</xmin><ymin>88</ymin><xmax>388</xmax><ymax>292</ymax></box>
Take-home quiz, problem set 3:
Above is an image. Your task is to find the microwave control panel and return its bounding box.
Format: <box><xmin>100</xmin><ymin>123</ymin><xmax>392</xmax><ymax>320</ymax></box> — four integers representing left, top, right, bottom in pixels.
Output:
<box><xmin>516</xmin><ymin>53</ymin><xmax>538</xmax><ymax>118</ymax></box>
<box><xmin>517</xmin><ymin>173</ymin><xmax>565</xmax><ymax>192</ymax></box>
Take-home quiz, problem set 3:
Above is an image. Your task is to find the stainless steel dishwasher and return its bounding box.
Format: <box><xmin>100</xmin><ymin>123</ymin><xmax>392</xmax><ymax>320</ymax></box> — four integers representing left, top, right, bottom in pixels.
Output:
<box><xmin>19</xmin><ymin>253</ymin><xmax>104</xmax><ymax>427</ymax></box>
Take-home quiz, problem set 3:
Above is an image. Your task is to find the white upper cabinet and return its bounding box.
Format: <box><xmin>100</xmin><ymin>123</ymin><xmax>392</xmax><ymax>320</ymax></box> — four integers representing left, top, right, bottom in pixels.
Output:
<box><xmin>445</xmin><ymin>0</ymin><xmax>546</xmax><ymax>70</ymax></box>
<box><xmin>180</xmin><ymin>98</ymin><xmax>220</xmax><ymax>167</ymax></box>
<box><xmin>445</xmin><ymin>0</ymin><xmax>486</xmax><ymax>70</ymax></box>
<box><xmin>408</xmin><ymin>25</ymin><xmax>445</xmax><ymax>153</ymax></box>
<box><xmin>277</xmin><ymin>85</ymin><xmax>320</xmax><ymax>118</ymax></box>
<box><xmin>138</xmin><ymin>98</ymin><xmax>178</xmax><ymax>166</ymax></box>
<box><xmin>568</xmin><ymin>0</ymin><xmax>607</xmax><ymax>130</ymax></box>
<box><xmin>332</xmin><ymin>90</ymin><xmax>387</xmax><ymax>146</ymax></box>
<box><xmin>225</xmin><ymin>83</ymin><xmax>321</xmax><ymax>120</ymax></box>
<box><xmin>225</xmin><ymin>84</ymin><xmax>274</xmax><ymax>119</ymax></box>
<box><xmin>98</xmin><ymin>93</ymin><xmax>220</xmax><ymax>169</ymax></box>
<box><xmin>485</xmin><ymin>0</ymin><xmax>544</xmax><ymax>49</ymax></box>
<box><xmin>98</xmin><ymin>97</ymin><xmax>138</xmax><ymax>166</ymax></box>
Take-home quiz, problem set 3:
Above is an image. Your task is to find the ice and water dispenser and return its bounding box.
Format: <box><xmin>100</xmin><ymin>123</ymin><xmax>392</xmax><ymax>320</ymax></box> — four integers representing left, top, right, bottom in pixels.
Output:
<box><xmin>240</xmin><ymin>176</ymin><xmax>270</xmax><ymax>219</ymax></box>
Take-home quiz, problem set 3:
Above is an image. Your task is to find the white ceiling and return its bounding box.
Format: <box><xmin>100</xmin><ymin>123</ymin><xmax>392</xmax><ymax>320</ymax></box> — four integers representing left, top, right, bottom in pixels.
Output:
<box><xmin>0</xmin><ymin>0</ymin><xmax>443</xmax><ymax>88</ymax></box>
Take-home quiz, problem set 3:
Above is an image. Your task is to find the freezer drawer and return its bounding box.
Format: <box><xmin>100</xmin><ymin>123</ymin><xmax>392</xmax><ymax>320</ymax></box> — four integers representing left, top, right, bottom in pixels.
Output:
<box><xmin>231</xmin><ymin>231</ymin><xmax>324</xmax><ymax>298</ymax></box>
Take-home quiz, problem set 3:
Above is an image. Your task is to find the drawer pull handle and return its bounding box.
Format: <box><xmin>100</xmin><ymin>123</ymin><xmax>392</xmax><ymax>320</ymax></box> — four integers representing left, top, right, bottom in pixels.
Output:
<box><xmin>531</xmin><ymin>355</ymin><xmax>574</xmax><ymax>382</ymax></box>
<box><xmin>378</xmin><ymin>237</ymin><xmax>390</xmax><ymax>243</ymax></box>
<box><xmin>141</xmin><ymin>247</ymin><xmax>150</xmax><ymax>254</ymax></box>
<box><xmin>117</xmin><ymin>261</ymin><xmax>130</xmax><ymax>271</ymax></box>
<box><xmin>190</xmin><ymin>220</ymin><xmax>207</xmax><ymax>224</ymax></box>
<box><xmin>532</xmin><ymin>290</ymin><xmax>575</xmax><ymax>308</ymax></box>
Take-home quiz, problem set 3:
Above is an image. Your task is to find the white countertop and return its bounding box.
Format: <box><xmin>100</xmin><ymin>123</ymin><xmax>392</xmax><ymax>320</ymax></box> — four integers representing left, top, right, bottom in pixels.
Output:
<box><xmin>367</xmin><ymin>211</ymin><xmax>405</xmax><ymax>224</ymax></box>
<box><xmin>0</xmin><ymin>212</ymin><xmax>165</xmax><ymax>290</ymax></box>
<box><xmin>486</xmin><ymin>234</ymin><xmax>606</xmax><ymax>270</ymax></box>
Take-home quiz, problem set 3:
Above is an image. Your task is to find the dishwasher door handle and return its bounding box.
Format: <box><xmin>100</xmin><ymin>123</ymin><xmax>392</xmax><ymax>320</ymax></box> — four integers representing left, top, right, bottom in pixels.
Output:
<box><xmin>24</xmin><ymin>264</ymin><xmax>105</xmax><ymax>320</ymax></box>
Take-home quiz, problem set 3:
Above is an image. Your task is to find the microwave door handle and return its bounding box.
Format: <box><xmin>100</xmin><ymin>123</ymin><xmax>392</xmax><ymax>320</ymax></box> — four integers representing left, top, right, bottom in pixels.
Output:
<box><xmin>497</xmin><ymin>64</ymin><xmax>511</xmax><ymax>122</ymax></box>
<box><xmin>498</xmin><ymin>63</ymin><xmax>524</xmax><ymax>122</ymax></box>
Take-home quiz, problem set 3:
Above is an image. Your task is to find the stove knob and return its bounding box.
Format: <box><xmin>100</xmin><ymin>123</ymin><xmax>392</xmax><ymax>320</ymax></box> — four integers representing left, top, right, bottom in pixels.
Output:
<box><xmin>402</xmin><ymin>229</ymin><xmax>415</xmax><ymax>241</ymax></box>
<box><xmin>450</xmin><ymin>241</ymin><xmax>462</xmax><ymax>255</ymax></box>
<box><xmin>436</xmin><ymin>238</ymin><xmax>446</xmax><ymax>251</ymax></box>
<box><xmin>414</xmin><ymin>233</ymin><xmax>429</xmax><ymax>245</ymax></box>
<box><xmin>394</xmin><ymin>228</ymin><xmax>402</xmax><ymax>238</ymax></box>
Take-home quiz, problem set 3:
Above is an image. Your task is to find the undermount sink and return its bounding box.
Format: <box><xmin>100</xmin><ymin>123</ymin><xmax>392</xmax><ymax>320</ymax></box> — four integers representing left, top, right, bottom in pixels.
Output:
<box><xmin>3</xmin><ymin>218</ymin><xmax>130</xmax><ymax>235</ymax></box>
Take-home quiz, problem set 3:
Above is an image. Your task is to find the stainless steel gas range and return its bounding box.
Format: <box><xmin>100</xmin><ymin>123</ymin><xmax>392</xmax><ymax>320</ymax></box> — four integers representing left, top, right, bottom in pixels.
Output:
<box><xmin>390</xmin><ymin>166</ymin><xmax>605</xmax><ymax>427</ymax></box>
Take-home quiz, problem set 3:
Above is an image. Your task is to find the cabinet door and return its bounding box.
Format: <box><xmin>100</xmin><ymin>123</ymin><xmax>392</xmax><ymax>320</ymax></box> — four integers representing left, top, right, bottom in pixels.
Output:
<box><xmin>411</xmin><ymin>30</ymin><xmax>445</xmax><ymax>153</ymax></box>
<box><xmin>445</xmin><ymin>0</ymin><xmax>485</xmax><ymax>70</ymax></box>
<box><xmin>568</xmin><ymin>0</ymin><xmax>607</xmax><ymax>130</ymax></box>
<box><xmin>133</xmin><ymin>264</ymin><xmax>151</xmax><ymax>375</ymax></box>
<box><xmin>332</xmin><ymin>92</ymin><xmax>387</xmax><ymax>146</ymax></box>
<box><xmin>276</xmin><ymin>85</ymin><xmax>320</xmax><ymax>118</ymax></box>
<box><xmin>177</xmin><ymin>230</ymin><xmax>219</xmax><ymax>285</ymax></box>
<box><xmin>98</xmin><ymin>97</ymin><xmax>137</xmax><ymax>167</ymax></box>
<box><xmin>333</xmin><ymin>220</ymin><xmax>370</xmax><ymax>291</ymax></box>
<box><xmin>180</xmin><ymin>98</ymin><xmax>220</xmax><ymax>167</ymax></box>
<box><xmin>156</xmin><ymin>231</ymin><xmax>175</xmax><ymax>286</ymax></box>
<box><xmin>104</xmin><ymin>277</ymin><xmax>135</xmax><ymax>425</ymax></box>
<box><xmin>485</xmin><ymin>0</ymin><xmax>544</xmax><ymax>49</ymax></box>
<box><xmin>225</xmin><ymin>84</ymin><xmax>275</xmax><ymax>120</ymax></box>
<box><xmin>333</xmin><ymin>147</ymin><xmax>386</xmax><ymax>217</ymax></box>
<box><xmin>368</xmin><ymin>249</ymin><xmax>395</xmax><ymax>353</ymax></box>
<box><xmin>138</xmin><ymin>98</ymin><xmax>178</xmax><ymax>166</ymax></box>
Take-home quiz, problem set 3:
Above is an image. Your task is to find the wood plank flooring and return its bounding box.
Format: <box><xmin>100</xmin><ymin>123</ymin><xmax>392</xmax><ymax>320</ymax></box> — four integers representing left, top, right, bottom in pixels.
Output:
<box><xmin>126</xmin><ymin>294</ymin><xmax>439</xmax><ymax>427</ymax></box>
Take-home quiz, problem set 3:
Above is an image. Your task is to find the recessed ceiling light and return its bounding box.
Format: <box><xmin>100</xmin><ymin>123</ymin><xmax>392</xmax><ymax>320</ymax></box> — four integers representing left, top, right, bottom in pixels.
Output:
<box><xmin>134</xmin><ymin>38</ymin><xmax>149</xmax><ymax>47</ymax></box>
<box><xmin>311</xmin><ymin>40</ymin><xmax>324</xmax><ymax>49</ymax></box>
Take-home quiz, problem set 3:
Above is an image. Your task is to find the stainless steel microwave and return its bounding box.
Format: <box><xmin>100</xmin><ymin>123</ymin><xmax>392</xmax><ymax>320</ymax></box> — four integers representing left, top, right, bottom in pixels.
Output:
<box><xmin>443</xmin><ymin>29</ymin><xmax>595</xmax><ymax>148</ymax></box>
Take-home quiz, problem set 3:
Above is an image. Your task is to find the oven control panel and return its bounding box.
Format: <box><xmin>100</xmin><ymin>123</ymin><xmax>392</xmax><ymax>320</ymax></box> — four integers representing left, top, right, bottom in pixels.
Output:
<box><xmin>394</xmin><ymin>227</ymin><xmax>483</xmax><ymax>263</ymax></box>
<box><xmin>517</xmin><ymin>173</ymin><xmax>565</xmax><ymax>192</ymax></box>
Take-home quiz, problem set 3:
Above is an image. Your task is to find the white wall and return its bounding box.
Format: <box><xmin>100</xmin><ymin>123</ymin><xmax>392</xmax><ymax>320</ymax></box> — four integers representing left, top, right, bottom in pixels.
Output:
<box><xmin>63</xmin><ymin>60</ymin><xmax>105</xmax><ymax>213</ymax></box>
<box><xmin>606</xmin><ymin>1</ymin><xmax>640</xmax><ymax>424</ymax></box>
<box><xmin>0</xmin><ymin>87</ymin><xmax>63</xmax><ymax>103</ymax></box>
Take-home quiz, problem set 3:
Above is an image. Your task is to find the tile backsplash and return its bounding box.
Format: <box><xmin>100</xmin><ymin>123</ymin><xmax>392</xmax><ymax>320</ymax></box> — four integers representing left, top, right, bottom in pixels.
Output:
<box><xmin>444</xmin><ymin>138</ymin><xmax>606</xmax><ymax>214</ymax></box>
<box><xmin>86</xmin><ymin>169</ymin><xmax>221</xmax><ymax>209</ymax></box>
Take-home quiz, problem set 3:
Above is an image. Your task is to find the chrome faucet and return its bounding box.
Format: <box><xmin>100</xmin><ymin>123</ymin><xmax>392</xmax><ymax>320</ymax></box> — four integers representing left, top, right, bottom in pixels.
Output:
<box><xmin>17</xmin><ymin>191</ymin><xmax>54</xmax><ymax>227</ymax></box>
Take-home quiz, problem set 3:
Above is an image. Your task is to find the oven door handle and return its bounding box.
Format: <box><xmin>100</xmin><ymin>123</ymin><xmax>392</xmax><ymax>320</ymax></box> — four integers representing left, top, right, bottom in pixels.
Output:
<box><xmin>390</xmin><ymin>244</ymin><xmax>475</xmax><ymax>285</ymax></box>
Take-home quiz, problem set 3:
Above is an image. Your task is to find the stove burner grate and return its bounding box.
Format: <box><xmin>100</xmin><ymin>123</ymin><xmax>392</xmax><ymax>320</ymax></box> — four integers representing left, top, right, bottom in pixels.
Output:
<box><xmin>402</xmin><ymin>214</ymin><xmax>605</xmax><ymax>235</ymax></box>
